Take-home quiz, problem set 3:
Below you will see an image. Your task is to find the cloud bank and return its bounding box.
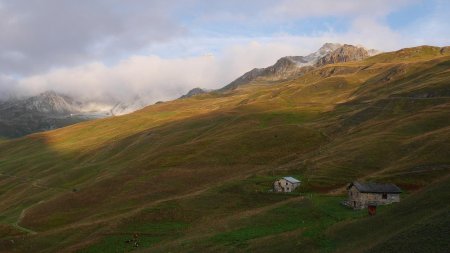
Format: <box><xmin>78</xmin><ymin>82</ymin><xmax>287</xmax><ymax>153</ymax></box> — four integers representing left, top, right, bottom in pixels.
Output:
<box><xmin>0</xmin><ymin>0</ymin><xmax>449</xmax><ymax>104</ymax></box>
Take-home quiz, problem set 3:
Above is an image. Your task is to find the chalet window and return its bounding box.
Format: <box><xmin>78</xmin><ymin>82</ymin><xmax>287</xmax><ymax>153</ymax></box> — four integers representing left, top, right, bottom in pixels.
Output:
<box><xmin>382</xmin><ymin>193</ymin><xmax>387</xmax><ymax>199</ymax></box>
<box><xmin>286</xmin><ymin>182</ymin><xmax>288</xmax><ymax>185</ymax></box>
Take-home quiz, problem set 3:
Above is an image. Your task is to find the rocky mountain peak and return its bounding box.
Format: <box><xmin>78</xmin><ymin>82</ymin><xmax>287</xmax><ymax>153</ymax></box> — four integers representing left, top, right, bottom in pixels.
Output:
<box><xmin>267</xmin><ymin>57</ymin><xmax>299</xmax><ymax>73</ymax></box>
<box><xmin>0</xmin><ymin>90</ymin><xmax>123</xmax><ymax>137</ymax></box>
<box><xmin>316</xmin><ymin>44</ymin><xmax>371</xmax><ymax>66</ymax></box>
<box><xmin>219</xmin><ymin>42</ymin><xmax>376</xmax><ymax>91</ymax></box>
<box><xmin>24</xmin><ymin>91</ymin><xmax>82</xmax><ymax>114</ymax></box>
<box><xmin>317</xmin><ymin>43</ymin><xmax>342</xmax><ymax>54</ymax></box>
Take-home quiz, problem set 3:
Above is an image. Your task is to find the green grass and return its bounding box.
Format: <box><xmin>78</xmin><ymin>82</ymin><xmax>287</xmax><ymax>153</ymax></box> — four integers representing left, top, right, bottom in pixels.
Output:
<box><xmin>78</xmin><ymin>235</ymin><xmax>162</xmax><ymax>253</ymax></box>
<box><xmin>209</xmin><ymin>195</ymin><xmax>365</xmax><ymax>249</ymax></box>
<box><xmin>257</xmin><ymin>111</ymin><xmax>320</xmax><ymax>128</ymax></box>
<box><xmin>328</xmin><ymin>175</ymin><xmax>450</xmax><ymax>253</ymax></box>
<box><xmin>79</xmin><ymin>221</ymin><xmax>189</xmax><ymax>253</ymax></box>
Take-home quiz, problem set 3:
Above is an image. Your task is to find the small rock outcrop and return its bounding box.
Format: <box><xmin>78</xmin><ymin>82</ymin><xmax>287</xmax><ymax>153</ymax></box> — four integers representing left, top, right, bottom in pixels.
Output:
<box><xmin>180</xmin><ymin>87</ymin><xmax>208</xmax><ymax>98</ymax></box>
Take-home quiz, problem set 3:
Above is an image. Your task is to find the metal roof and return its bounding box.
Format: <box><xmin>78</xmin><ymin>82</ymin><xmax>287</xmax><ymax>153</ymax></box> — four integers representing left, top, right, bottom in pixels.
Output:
<box><xmin>348</xmin><ymin>181</ymin><xmax>402</xmax><ymax>193</ymax></box>
<box><xmin>283</xmin><ymin>176</ymin><xmax>301</xmax><ymax>184</ymax></box>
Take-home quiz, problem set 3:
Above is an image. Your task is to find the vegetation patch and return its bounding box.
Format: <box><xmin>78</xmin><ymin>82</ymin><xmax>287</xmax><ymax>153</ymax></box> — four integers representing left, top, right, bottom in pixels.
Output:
<box><xmin>210</xmin><ymin>195</ymin><xmax>365</xmax><ymax>250</ymax></box>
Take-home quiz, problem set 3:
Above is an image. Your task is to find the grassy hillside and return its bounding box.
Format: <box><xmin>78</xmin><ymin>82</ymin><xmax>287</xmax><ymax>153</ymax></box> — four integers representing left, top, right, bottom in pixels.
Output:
<box><xmin>0</xmin><ymin>46</ymin><xmax>449</xmax><ymax>252</ymax></box>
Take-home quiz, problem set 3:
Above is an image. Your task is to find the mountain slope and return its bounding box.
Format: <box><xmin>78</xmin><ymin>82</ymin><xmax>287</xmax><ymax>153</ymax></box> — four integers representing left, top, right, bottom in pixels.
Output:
<box><xmin>0</xmin><ymin>45</ymin><xmax>449</xmax><ymax>252</ymax></box>
<box><xmin>218</xmin><ymin>43</ymin><xmax>375</xmax><ymax>91</ymax></box>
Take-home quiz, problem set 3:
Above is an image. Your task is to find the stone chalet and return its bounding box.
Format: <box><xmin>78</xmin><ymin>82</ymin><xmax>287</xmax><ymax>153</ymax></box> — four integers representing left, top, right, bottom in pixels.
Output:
<box><xmin>345</xmin><ymin>181</ymin><xmax>402</xmax><ymax>209</ymax></box>
<box><xmin>273</xmin><ymin>177</ymin><xmax>301</xmax><ymax>193</ymax></box>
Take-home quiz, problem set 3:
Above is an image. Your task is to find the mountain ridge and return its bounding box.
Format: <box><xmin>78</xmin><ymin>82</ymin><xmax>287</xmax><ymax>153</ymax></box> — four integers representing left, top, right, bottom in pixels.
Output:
<box><xmin>0</xmin><ymin>91</ymin><xmax>156</xmax><ymax>138</ymax></box>
<box><xmin>0</xmin><ymin>91</ymin><xmax>109</xmax><ymax>138</ymax></box>
<box><xmin>217</xmin><ymin>43</ymin><xmax>378</xmax><ymax>92</ymax></box>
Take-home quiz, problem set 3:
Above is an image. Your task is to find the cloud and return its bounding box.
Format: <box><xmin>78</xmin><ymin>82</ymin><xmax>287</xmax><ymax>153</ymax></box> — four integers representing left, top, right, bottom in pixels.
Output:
<box><xmin>7</xmin><ymin>35</ymin><xmax>368</xmax><ymax>104</ymax></box>
<box><xmin>14</xmin><ymin>39</ymin><xmax>309</xmax><ymax>103</ymax></box>
<box><xmin>0</xmin><ymin>0</ymin><xmax>186</xmax><ymax>75</ymax></box>
<box><xmin>0</xmin><ymin>0</ymin><xmax>448</xmax><ymax>106</ymax></box>
<box><xmin>15</xmin><ymin>54</ymin><xmax>221</xmax><ymax>103</ymax></box>
<box><xmin>0</xmin><ymin>74</ymin><xmax>16</xmax><ymax>99</ymax></box>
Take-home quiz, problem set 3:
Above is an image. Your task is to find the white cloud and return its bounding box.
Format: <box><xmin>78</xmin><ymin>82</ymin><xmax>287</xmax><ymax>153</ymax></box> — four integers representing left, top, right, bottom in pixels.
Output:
<box><xmin>0</xmin><ymin>0</ymin><xmax>186</xmax><ymax>75</ymax></box>
<box><xmin>6</xmin><ymin>34</ymin><xmax>369</xmax><ymax>104</ymax></box>
<box><xmin>14</xmin><ymin>40</ymin><xmax>307</xmax><ymax>103</ymax></box>
<box><xmin>0</xmin><ymin>74</ymin><xmax>16</xmax><ymax>99</ymax></box>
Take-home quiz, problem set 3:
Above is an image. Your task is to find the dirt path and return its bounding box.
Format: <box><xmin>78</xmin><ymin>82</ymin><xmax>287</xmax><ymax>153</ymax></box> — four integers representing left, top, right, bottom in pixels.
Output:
<box><xmin>0</xmin><ymin>173</ymin><xmax>65</xmax><ymax>234</ymax></box>
<box><xmin>13</xmin><ymin>208</ymin><xmax>37</xmax><ymax>234</ymax></box>
<box><xmin>34</xmin><ymin>170</ymin><xmax>264</xmax><ymax>238</ymax></box>
<box><xmin>0</xmin><ymin>173</ymin><xmax>67</xmax><ymax>191</ymax></box>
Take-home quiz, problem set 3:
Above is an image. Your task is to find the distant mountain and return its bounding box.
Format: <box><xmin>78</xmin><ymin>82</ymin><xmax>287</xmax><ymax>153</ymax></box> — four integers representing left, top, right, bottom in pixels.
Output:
<box><xmin>0</xmin><ymin>91</ymin><xmax>112</xmax><ymax>138</ymax></box>
<box><xmin>219</xmin><ymin>43</ymin><xmax>379</xmax><ymax>91</ymax></box>
<box><xmin>0</xmin><ymin>91</ymin><xmax>155</xmax><ymax>138</ymax></box>
<box><xmin>180</xmin><ymin>43</ymin><xmax>380</xmax><ymax>98</ymax></box>
<box><xmin>0</xmin><ymin>91</ymin><xmax>83</xmax><ymax>115</ymax></box>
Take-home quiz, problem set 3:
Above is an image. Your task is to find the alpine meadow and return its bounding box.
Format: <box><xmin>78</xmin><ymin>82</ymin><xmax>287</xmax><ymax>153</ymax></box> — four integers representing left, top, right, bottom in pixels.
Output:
<box><xmin>0</xmin><ymin>1</ymin><xmax>449</xmax><ymax>253</ymax></box>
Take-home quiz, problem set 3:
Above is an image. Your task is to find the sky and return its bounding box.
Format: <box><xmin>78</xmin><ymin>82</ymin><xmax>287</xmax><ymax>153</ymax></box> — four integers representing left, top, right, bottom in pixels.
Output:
<box><xmin>0</xmin><ymin>0</ymin><xmax>449</xmax><ymax>103</ymax></box>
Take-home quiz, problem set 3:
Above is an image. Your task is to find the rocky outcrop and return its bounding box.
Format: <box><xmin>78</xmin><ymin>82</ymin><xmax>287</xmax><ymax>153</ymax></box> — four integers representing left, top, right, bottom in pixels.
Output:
<box><xmin>218</xmin><ymin>68</ymin><xmax>265</xmax><ymax>91</ymax></box>
<box><xmin>20</xmin><ymin>90</ymin><xmax>83</xmax><ymax>115</ymax></box>
<box><xmin>316</xmin><ymin>44</ymin><xmax>370</xmax><ymax>67</ymax></box>
<box><xmin>440</xmin><ymin>46</ymin><xmax>450</xmax><ymax>55</ymax></box>
<box><xmin>180</xmin><ymin>87</ymin><xmax>208</xmax><ymax>99</ymax></box>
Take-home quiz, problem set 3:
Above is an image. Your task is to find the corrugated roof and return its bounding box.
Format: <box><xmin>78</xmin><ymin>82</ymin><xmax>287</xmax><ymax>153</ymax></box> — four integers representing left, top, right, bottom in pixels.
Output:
<box><xmin>283</xmin><ymin>176</ymin><xmax>300</xmax><ymax>184</ymax></box>
<box><xmin>348</xmin><ymin>181</ymin><xmax>402</xmax><ymax>193</ymax></box>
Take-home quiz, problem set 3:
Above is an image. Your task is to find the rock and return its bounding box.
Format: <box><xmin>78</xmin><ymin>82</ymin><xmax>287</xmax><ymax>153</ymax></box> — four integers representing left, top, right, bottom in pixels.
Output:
<box><xmin>180</xmin><ymin>87</ymin><xmax>208</xmax><ymax>98</ymax></box>
<box><xmin>316</xmin><ymin>44</ymin><xmax>370</xmax><ymax>66</ymax></box>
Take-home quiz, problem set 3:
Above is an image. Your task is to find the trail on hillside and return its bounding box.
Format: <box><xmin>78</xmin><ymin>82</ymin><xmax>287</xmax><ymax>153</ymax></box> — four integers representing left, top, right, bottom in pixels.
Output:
<box><xmin>32</xmin><ymin>169</ymin><xmax>266</xmax><ymax>239</ymax></box>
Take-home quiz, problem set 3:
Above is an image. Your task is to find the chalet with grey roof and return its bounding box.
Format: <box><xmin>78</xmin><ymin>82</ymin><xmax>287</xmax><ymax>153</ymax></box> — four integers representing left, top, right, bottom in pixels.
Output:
<box><xmin>345</xmin><ymin>181</ymin><xmax>402</xmax><ymax>209</ymax></box>
<box><xmin>273</xmin><ymin>177</ymin><xmax>301</xmax><ymax>193</ymax></box>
